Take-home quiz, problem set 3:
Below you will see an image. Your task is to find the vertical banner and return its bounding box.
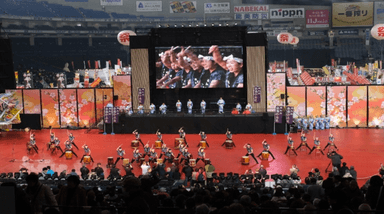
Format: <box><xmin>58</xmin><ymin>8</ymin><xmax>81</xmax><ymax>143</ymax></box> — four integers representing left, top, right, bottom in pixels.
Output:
<box><xmin>113</xmin><ymin>106</ymin><xmax>120</xmax><ymax>123</ymax></box>
<box><xmin>23</xmin><ymin>90</ymin><xmax>41</xmax><ymax>114</ymax></box>
<box><xmin>327</xmin><ymin>86</ymin><xmax>347</xmax><ymax>127</ymax></box>
<box><xmin>287</xmin><ymin>87</ymin><xmax>306</xmax><ymax>118</ymax></box>
<box><xmin>138</xmin><ymin>88</ymin><xmax>145</xmax><ymax>104</ymax></box>
<box><xmin>286</xmin><ymin>106</ymin><xmax>294</xmax><ymax>124</ymax></box>
<box><xmin>41</xmin><ymin>89</ymin><xmax>60</xmax><ymax>128</ymax></box>
<box><xmin>77</xmin><ymin>89</ymin><xmax>95</xmax><ymax>128</ymax></box>
<box><xmin>267</xmin><ymin>73</ymin><xmax>285</xmax><ymax>112</ymax></box>
<box><xmin>275</xmin><ymin>106</ymin><xmax>284</xmax><ymax>123</ymax></box>
<box><xmin>112</xmin><ymin>76</ymin><xmax>132</xmax><ymax>109</ymax></box>
<box><xmin>59</xmin><ymin>89</ymin><xmax>78</xmax><ymax>127</ymax></box>
<box><xmin>104</xmin><ymin>107</ymin><xmax>112</xmax><ymax>124</ymax></box>
<box><xmin>368</xmin><ymin>86</ymin><xmax>384</xmax><ymax>127</ymax></box>
<box><xmin>96</xmin><ymin>88</ymin><xmax>113</xmax><ymax>123</ymax></box>
<box><xmin>253</xmin><ymin>86</ymin><xmax>261</xmax><ymax>103</ymax></box>
<box><xmin>347</xmin><ymin>86</ymin><xmax>367</xmax><ymax>127</ymax></box>
<box><xmin>307</xmin><ymin>86</ymin><xmax>326</xmax><ymax>117</ymax></box>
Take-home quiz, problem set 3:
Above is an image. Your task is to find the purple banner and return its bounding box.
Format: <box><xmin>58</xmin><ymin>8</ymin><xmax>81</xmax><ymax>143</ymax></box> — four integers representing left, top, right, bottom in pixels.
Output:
<box><xmin>104</xmin><ymin>107</ymin><xmax>112</xmax><ymax>124</ymax></box>
<box><xmin>275</xmin><ymin>106</ymin><xmax>284</xmax><ymax>123</ymax></box>
<box><xmin>138</xmin><ymin>88</ymin><xmax>145</xmax><ymax>104</ymax></box>
<box><xmin>286</xmin><ymin>106</ymin><xmax>294</xmax><ymax>124</ymax></box>
<box><xmin>113</xmin><ymin>106</ymin><xmax>120</xmax><ymax>123</ymax></box>
<box><xmin>253</xmin><ymin>86</ymin><xmax>261</xmax><ymax>103</ymax></box>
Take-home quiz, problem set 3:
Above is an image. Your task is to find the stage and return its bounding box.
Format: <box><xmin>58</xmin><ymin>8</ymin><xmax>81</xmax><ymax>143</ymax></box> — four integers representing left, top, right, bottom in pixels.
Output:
<box><xmin>0</xmin><ymin>128</ymin><xmax>381</xmax><ymax>187</ymax></box>
<box><xmin>105</xmin><ymin>112</ymin><xmax>286</xmax><ymax>134</ymax></box>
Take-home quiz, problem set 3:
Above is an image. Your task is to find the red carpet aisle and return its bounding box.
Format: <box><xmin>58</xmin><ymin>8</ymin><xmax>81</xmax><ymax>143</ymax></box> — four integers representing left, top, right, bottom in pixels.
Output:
<box><xmin>0</xmin><ymin>128</ymin><xmax>382</xmax><ymax>187</ymax></box>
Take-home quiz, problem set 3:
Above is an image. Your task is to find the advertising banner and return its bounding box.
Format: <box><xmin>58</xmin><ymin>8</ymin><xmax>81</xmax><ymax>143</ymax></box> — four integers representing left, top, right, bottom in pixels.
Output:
<box><xmin>275</xmin><ymin>106</ymin><xmax>284</xmax><ymax>123</ymax></box>
<box><xmin>270</xmin><ymin>8</ymin><xmax>304</xmax><ymax>19</ymax></box>
<box><xmin>306</xmin><ymin>10</ymin><xmax>329</xmax><ymax>28</ymax></box>
<box><xmin>234</xmin><ymin>5</ymin><xmax>268</xmax><ymax>20</ymax></box>
<box><xmin>253</xmin><ymin>86</ymin><xmax>261</xmax><ymax>103</ymax></box>
<box><xmin>204</xmin><ymin>2</ymin><xmax>230</xmax><ymax>13</ymax></box>
<box><xmin>374</xmin><ymin>2</ymin><xmax>384</xmax><ymax>25</ymax></box>
<box><xmin>113</xmin><ymin>106</ymin><xmax>119</xmax><ymax>123</ymax></box>
<box><xmin>170</xmin><ymin>1</ymin><xmax>196</xmax><ymax>13</ymax></box>
<box><xmin>101</xmin><ymin>0</ymin><xmax>122</xmax><ymax>6</ymax></box>
<box><xmin>138</xmin><ymin>88</ymin><xmax>145</xmax><ymax>104</ymax></box>
<box><xmin>286</xmin><ymin>106</ymin><xmax>294</xmax><ymax>124</ymax></box>
<box><xmin>104</xmin><ymin>107</ymin><xmax>112</xmax><ymax>124</ymax></box>
<box><xmin>136</xmin><ymin>1</ymin><xmax>162</xmax><ymax>12</ymax></box>
<box><xmin>332</xmin><ymin>2</ymin><xmax>373</xmax><ymax>27</ymax></box>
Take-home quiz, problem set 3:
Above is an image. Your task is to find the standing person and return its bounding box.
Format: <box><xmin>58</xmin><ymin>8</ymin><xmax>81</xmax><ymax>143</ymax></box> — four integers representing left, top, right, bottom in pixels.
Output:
<box><xmin>80</xmin><ymin>164</ymin><xmax>90</xmax><ymax>180</ymax></box>
<box><xmin>27</xmin><ymin>133</ymin><xmax>39</xmax><ymax>154</ymax></box>
<box><xmin>132</xmin><ymin>130</ymin><xmax>145</xmax><ymax>147</ymax></box>
<box><xmin>142</xmin><ymin>142</ymin><xmax>151</xmax><ymax>157</ymax></box>
<box><xmin>308</xmin><ymin>116</ymin><xmax>314</xmax><ymax>131</ymax></box>
<box><xmin>56</xmin><ymin>175</ymin><xmax>87</xmax><ymax>214</ymax></box>
<box><xmin>198</xmin><ymin>131</ymin><xmax>209</xmax><ymax>147</ymax></box>
<box><xmin>309</xmin><ymin>134</ymin><xmax>324</xmax><ymax>155</ymax></box>
<box><xmin>327</xmin><ymin>151</ymin><xmax>343</xmax><ymax>170</ymax></box>
<box><xmin>178</xmin><ymin>127</ymin><xmax>188</xmax><ymax>147</ymax></box>
<box><xmin>141</xmin><ymin>161</ymin><xmax>150</xmax><ymax>175</ymax></box>
<box><xmin>132</xmin><ymin>148</ymin><xmax>142</xmax><ymax>163</ymax></box>
<box><xmin>159</xmin><ymin>143</ymin><xmax>168</xmax><ymax>159</ymax></box>
<box><xmin>221</xmin><ymin>129</ymin><xmax>236</xmax><ymax>147</ymax></box>
<box><xmin>257</xmin><ymin>139</ymin><xmax>276</xmax><ymax>160</ymax></box>
<box><xmin>48</xmin><ymin>128</ymin><xmax>55</xmax><ymax>150</ymax></box>
<box><xmin>156</xmin><ymin>130</ymin><xmax>164</xmax><ymax>145</ymax></box>
<box><xmin>94</xmin><ymin>163</ymin><xmax>104</xmax><ymax>179</ymax></box>
<box><xmin>284</xmin><ymin>134</ymin><xmax>298</xmax><ymax>156</ymax></box>
<box><xmin>60</xmin><ymin>141</ymin><xmax>78</xmax><ymax>158</ymax></box>
<box><xmin>245</xmin><ymin>103</ymin><xmax>252</xmax><ymax>112</ymax></box>
<box><xmin>115</xmin><ymin>145</ymin><xmax>125</xmax><ymax>165</ymax></box>
<box><xmin>243</xmin><ymin>143</ymin><xmax>259</xmax><ymax>164</ymax></box>
<box><xmin>159</xmin><ymin>103</ymin><xmax>167</xmax><ymax>114</ymax></box>
<box><xmin>236</xmin><ymin>103</ymin><xmax>242</xmax><ymax>114</ymax></box>
<box><xmin>137</xmin><ymin>104</ymin><xmax>144</xmax><ymax>115</ymax></box>
<box><xmin>25</xmin><ymin>173</ymin><xmax>58</xmax><ymax>213</ymax></box>
<box><xmin>179</xmin><ymin>148</ymin><xmax>192</xmax><ymax>165</ymax></box>
<box><xmin>125</xmin><ymin>105</ymin><xmax>133</xmax><ymax>116</ymax></box>
<box><xmin>296</xmin><ymin>130</ymin><xmax>311</xmax><ymax>151</ymax></box>
<box><xmin>80</xmin><ymin>144</ymin><xmax>94</xmax><ymax>163</ymax></box>
<box><xmin>200</xmin><ymin>99</ymin><xmax>206</xmax><ymax>114</ymax></box>
<box><xmin>323</xmin><ymin>131</ymin><xmax>338</xmax><ymax>151</ymax></box>
<box><xmin>67</xmin><ymin>131</ymin><xmax>79</xmax><ymax>150</ymax></box>
<box><xmin>176</xmin><ymin>100</ymin><xmax>182</xmax><ymax>113</ymax></box>
<box><xmin>164</xmin><ymin>148</ymin><xmax>175</xmax><ymax>163</ymax></box>
<box><xmin>148</xmin><ymin>148</ymin><xmax>158</xmax><ymax>163</ymax></box>
<box><xmin>217</xmin><ymin>97</ymin><xmax>225</xmax><ymax>114</ymax></box>
<box><xmin>182</xmin><ymin>163</ymin><xmax>193</xmax><ymax>187</ymax></box>
<box><xmin>196</xmin><ymin>147</ymin><xmax>206</xmax><ymax>164</ymax></box>
<box><xmin>149</xmin><ymin>103</ymin><xmax>156</xmax><ymax>114</ymax></box>
<box><xmin>205</xmin><ymin>160</ymin><xmax>215</xmax><ymax>187</ymax></box>
<box><xmin>187</xmin><ymin>99</ymin><xmax>193</xmax><ymax>114</ymax></box>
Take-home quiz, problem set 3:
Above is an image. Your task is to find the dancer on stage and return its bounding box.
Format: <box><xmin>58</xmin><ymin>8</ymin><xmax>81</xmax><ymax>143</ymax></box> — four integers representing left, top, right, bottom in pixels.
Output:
<box><xmin>137</xmin><ymin>104</ymin><xmax>144</xmax><ymax>115</ymax></box>
<box><xmin>178</xmin><ymin>127</ymin><xmax>188</xmax><ymax>147</ymax></box>
<box><xmin>200</xmin><ymin>100</ymin><xmax>206</xmax><ymax>114</ymax></box>
<box><xmin>156</xmin><ymin>130</ymin><xmax>164</xmax><ymax>144</ymax></box>
<box><xmin>198</xmin><ymin>131</ymin><xmax>209</xmax><ymax>147</ymax></box>
<box><xmin>257</xmin><ymin>140</ymin><xmax>276</xmax><ymax>160</ymax></box>
<box><xmin>244</xmin><ymin>143</ymin><xmax>259</xmax><ymax>164</ymax></box>
<box><xmin>142</xmin><ymin>142</ymin><xmax>151</xmax><ymax>157</ymax></box>
<box><xmin>150</xmin><ymin>103</ymin><xmax>156</xmax><ymax>114</ymax></box>
<box><xmin>60</xmin><ymin>141</ymin><xmax>78</xmax><ymax>158</ymax></box>
<box><xmin>196</xmin><ymin>147</ymin><xmax>206</xmax><ymax>164</ymax></box>
<box><xmin>236</xmin><ymin>103</ymin><xmax>242</xmax><ymax>114</ymax></box>
<box><xmin>159</xmin><ymin>103</ymin><xmax>167</xmax><ymax>114</ymax></box>
<box><xmin>67</xmin><ymin>131</ymin><xmax>79</xmax><ymax>150</ymax></box>
<box><xmin>179</xmin><ymin>148</ymin><xmax>191</xmax><ymax>164</ymax></box>
<box><xmin>80</xmin><ymin>144</ymin><xmax>94</xmax><ymax>163</ymax></box>
<box><xmin>132</xmin><ymin>130</ymin><xmax>145</xmax><ymax>147</ymax></box>
<box><xmin>221</xmin><ymin>129</ymin><xmax>236</xmax><ymax>147</ymax></box>
<box><xmin>176</xmin><ymin>143</ymin><xmax>186</xmax><ymax>158</ymax></box>
<box><xmin>309</xmin><ymin>134</ymin><xmax>324</xmax><ymax>155</ymax></box>
<box><xmin>159</xmin><ymin>143</ymin><xmax>168</xmax><ymax>158</ymax></box>
<box><xmin>27</xmin><ymin>132</ymin><xmax>39</xmax><ymax>154</ymax></box>
<box><xmin>187</xmin><ymin>99</ymin><xmax>193</xmax><ymax>114</ymax></box>
<box><xmin>148</xmin><ymin>148</ymin><xmax>158</xmax><ymax>163</ymax></box>
<box><xmin>132</xmin><ymin>148</ymin><xmax>142</xmax><ymax>163</ymax></box>
<box><xmin>48</xmin><ymin>129</ymin><xmax>55</xmax><ymax>150</ymax></box>
<box><xmin>115</xmin><ymin>145</ymin><xmax>125</xmax><ymax>165</ymax></box>
<box><xmin>217</xmin><ymin>97</ymin><xmax>225</xmax><ymax>114</ymax></box>
<box><xmin>52</xmin><ymin>137</ymin><xmax>64</xmax><ymax>154</ymax></box>
<box><xmin>296</xmin><ymin>130</ymin><xmax>311</xmax><ymax>151</ymax></box>
<box><xmin>323</xmin><ymin>131</ymin><xmax>338</xmax><ymax>151</ymax></box>
<box><xmin>164</xmin><ymin>148</ymin><xmax>175</xmax><ymax>163</ymax></box>
<box><xmin>284</xmin><ymin>134</ymin><xmax>298</xmax><ymax>156</ymax></box>
<box><xmin>176</xmin><ymin>100</ymin><xmax>182</xmax><ymax>113</ymax></box>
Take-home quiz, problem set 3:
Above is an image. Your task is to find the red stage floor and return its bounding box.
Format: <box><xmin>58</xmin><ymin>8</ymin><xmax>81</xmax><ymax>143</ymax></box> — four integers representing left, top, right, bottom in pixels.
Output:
<box><xmin>0</xmin><ymin>128</ymin><xmax>381</xmax><ymax>187</ymax></box>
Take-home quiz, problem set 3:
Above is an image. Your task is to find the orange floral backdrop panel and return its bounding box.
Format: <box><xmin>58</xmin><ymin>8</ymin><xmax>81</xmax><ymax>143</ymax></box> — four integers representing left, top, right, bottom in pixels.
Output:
<box><xmin>41</xmin><ymin>89</ymin><xmax>60</xmax><ymax>128</ymax></box>
<box><xmin>267</xmin><ymin>73</ymin><xmax>285</xmax><ymax>112</ymax></box>
<box><xmin>347</xmin><ymin>86</ymin><xmax>367</xmax><ymax>127</ymax></box>
<box><xmin>307</xmin><ymin>86</ymin><xmax>326</xmax><ymax>117</ymax></box>
<box><xmin>59</xmin><ymin>89</ymin><xmax>78</xmax><ymax>128</ymax></box>
<box><xmin>23</xmin><ymin>90</ymin><xmax>41</xmax><ymax>114</ymax></box>
<box><xmin>77</xmin><ymin>89</ymin><xmax>95</xmax><ymax>128</ymax></box>
<box><xmin>113</xmin><ymin>76</ymin><xmax>131</xmax><ymax>109</ymax></box>
<box><xmin>5</xmin><ymin>89</ymin><xmax>23</xmax><ymax>113</ymax></box>
<box><xmin>327</xmin><ymin>86</ymin><xmax>347</xmax><ymax>127</ymax></box>
<box><xmin>368</xmin><ymin>86</ymin><xmax>384</xmax><ymax>127</ymax></box>
<box><xmin>287</xmin><ymin>87</ymin><xmax>306</xmax><ymax>118</ymax></box>
<box><xmin>96</xmin><ymin>88</ymin><xmax>113</xmax><ymax>123</ymax></box>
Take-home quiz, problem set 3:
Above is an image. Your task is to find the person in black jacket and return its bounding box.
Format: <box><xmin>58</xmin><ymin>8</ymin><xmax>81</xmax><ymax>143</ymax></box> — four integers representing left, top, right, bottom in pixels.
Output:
<box><xmin>327</xmin><ymin>151</ymin><xmax>343</xmax><ymax>170</ymax></box>
<box><xmin>80</xmin><ymin>164</ymin><xmax>89</xmax><ymax>180</ymax></box>
<box><xmin>182</xmin><ymin>163</ymin><xmax>193</xmax><ymax>187</ymax></box>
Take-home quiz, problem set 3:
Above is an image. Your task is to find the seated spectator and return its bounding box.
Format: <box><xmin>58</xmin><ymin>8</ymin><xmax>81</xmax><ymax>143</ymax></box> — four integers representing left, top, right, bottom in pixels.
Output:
<box><xmin>109</xmin><ymin>165</ymin><xmax>121</xmax><ymax>180</ymax></box>
<box><xmin>80</xmin><ymin>164</ymin><xmax>89</xmax><ymax>180</ymax></box>
<box><xmin>242</xmin><ymin>109</ymin><xmax>251</xmax><ymax>115</ymax></box>
<box><xmin>56</xmin><ymin>175</ymin><xmax>87</xmax><ymax>214</ymax></box>
<box><xmin>231</xmin><ymin>108</ymin><xmax>239</xmax><ymax>115</ymax></box>
<box><xmin>25</xmin><ymin>173</ymin><xmax>58</xmax><ymax>213</ymax></box>
<box><xmin>270</xmin><ymin>186</ymin><xmax>287</xmax><ymax>205</ymax></box>
<box><xmin>349</xmin><ymin>166</ymin><xmax>357</xmax><ymax>179</ymax></box>
<box><xmin>94</xmin><ymin>163</ymin><xmax>104</xmax><ymax>179</ymax></box>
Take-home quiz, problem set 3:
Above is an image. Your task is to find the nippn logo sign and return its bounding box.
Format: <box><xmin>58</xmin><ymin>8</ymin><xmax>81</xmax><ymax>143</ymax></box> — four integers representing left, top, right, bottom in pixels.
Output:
<box><xmin>270</xmin><ymin>8</ymin><xmax>305</xmax><ymax>19</ymax></box>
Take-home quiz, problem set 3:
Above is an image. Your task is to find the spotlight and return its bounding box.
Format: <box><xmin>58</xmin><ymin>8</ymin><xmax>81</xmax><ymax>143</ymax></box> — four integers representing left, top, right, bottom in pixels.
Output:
<box><xmin>218</xmin><ymin>23</ymin><xmax>222</xmax><ymax>26</ymax></box>
<box><xmin>188</xmin><ymin>24</ymin><xmax>191</xmax><ymax>27</ymax></box>
<box><xmin>211</xmin><ymin>23</ymin><xmax>214</xmax><ymax>26</ymax></box>
<box><xmin>174</xmin><ymin>24</ymin><xmax>177</xmax><ymax>28</ymax></box>
<box><xmin>234</xmin><ymin>22</ymin><xmax>238</xmax><ymax>25</ymax></box>
<box><xmin>181</xmin><ymin>24</ymin><xmax>184</xmax><ymax>27</ymax></box>
<box><xmin>204</xmin><ymin>23</ymin><xmax>207</xmax><ymax>27</ymax></box>
<box><xmin>226</xmin><ymin>22</ymin><xmax>229</xmax><ymax>26</ymax></box>
<box><xmin>196</xmin><ymin>24</ymin><xmax>199</xmax><ymax>27</ymax></box>
<box><xmin>158</xmin><ymin>24</ymin><xmax>161</xmax><ymax>28</ymax></box>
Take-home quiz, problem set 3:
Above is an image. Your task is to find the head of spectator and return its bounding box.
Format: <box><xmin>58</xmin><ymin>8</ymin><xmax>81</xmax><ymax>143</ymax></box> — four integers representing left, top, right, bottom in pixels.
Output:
<box><xmin>66</xmin><ymin>175</ymin><xmax>80</xmax><ymax>189</ymax></box>
<box><xmin>196</xmin><ymin>204</ymin><xmax>210</xmax><ymax>214</ymax></box>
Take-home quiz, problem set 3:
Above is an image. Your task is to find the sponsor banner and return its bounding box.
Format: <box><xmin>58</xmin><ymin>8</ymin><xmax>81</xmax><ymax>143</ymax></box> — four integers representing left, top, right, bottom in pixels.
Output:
<box><xmin>101</xmin><ymin>0</ymin><xmax>122</xmax><ymax>6</ymax></box>
<box><xmin>306</xmin><ymin>10</ymin><xmax>329</xmax><ymax>28</ymax></box>
<box><xmin>332</xmin><ymin>2</ymin><xmax>373</xmax><ymax>27</ymax></box>
<box><xmin>234</xmin><ymin>5</ymin><xmax>268</xmax><ymax>13</ymax></box>
<box><xmin>204</xmin><ymin>2</ymin><xmax>230</xmax><ymax>13</ymax></box>
<box><xmin>113</xmin><ymin>106</ymin><xmax>119</xmax><ymax>123</ymax></box>
<box><xmin>286</xmin><ymin>106</ymin><xmax>294</xmax><ymax>124</ymax></box>
<box><xmin>104</xmin><ymin>107</ymin><xmax>112</xmax><ymax>124</ymax></box>
<box><xmin>270</xmin><ymin>8</ymin><xmax>305</xmax><ymax>19</ymax></box>
<box><xmin>136</xmin><ymin>1</ymin><xmax>162</xmax><ymax>12</ymax></box>
<box><xmin>338</xmin><ymin>29</ymin><xmax>359</xmax><ymax>35</ymax></box>
<box><xmin>138</xmin><ymin>88</ymin><xmax>145</xmax><ymax>104</ymax></box>
<box><xmin>374</xmin><ymin>2</ymin><xmax>384</xmax><ymax>25</ymax></box>
<box><xmin>253</xmin><ymin>86</ymin><xmax>261</xmax><ymax>103</ymax></box>
<box><xmin>275</xmin><ymin>106</ymin><xmax>284</xmax><ymax>123</ymax></box>
<box><xmin>307</xmin><ymin>30</ymin><xmax>327</xmax><ymax>36</ymax></box>
<box><xmin>234</xmin><ymin>13</ymin><xmax>268</xmax><ymax>20</ymax></box>
<box><xmin>170</xmin><ymin>1</ymin><xmax>197</xmax><ymax>13</ymax></box>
